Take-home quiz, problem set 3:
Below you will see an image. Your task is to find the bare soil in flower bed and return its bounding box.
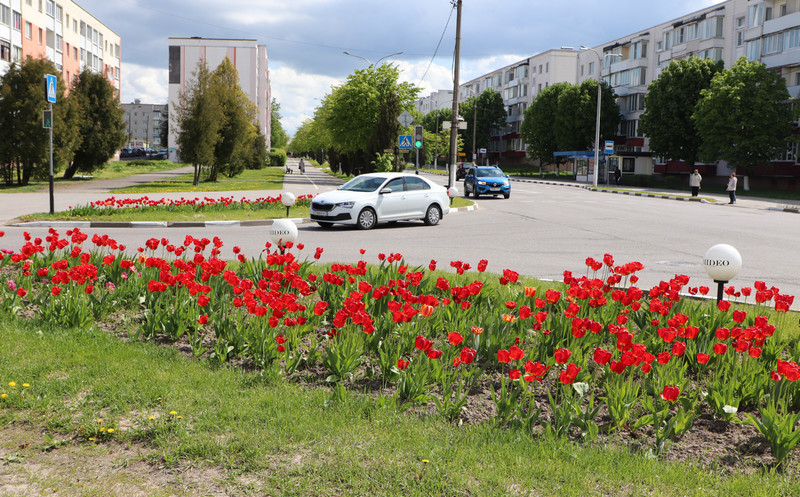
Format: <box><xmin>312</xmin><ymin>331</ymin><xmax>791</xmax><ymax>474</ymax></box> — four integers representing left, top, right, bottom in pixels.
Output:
<box><xmin>92</xmin><ymin>310</ymin><xmax>797</xmax><ymax>477</ymax></box>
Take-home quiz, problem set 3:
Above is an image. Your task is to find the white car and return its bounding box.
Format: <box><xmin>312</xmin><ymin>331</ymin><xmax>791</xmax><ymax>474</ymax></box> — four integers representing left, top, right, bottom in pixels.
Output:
<box><xmin>310</xmin><ymin>172</ymin><xmax>450</xmax><ymax>229</ymax></box>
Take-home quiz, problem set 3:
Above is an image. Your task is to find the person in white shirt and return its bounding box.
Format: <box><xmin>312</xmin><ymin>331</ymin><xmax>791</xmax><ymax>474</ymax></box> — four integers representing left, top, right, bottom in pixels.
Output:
<box><xmin>726</xmin><ymin>172</ymin><xmax>738</xmax><ymax>204</ymax></box>
<box><xmin>689</xmin><ymin>169</ymin><xmax>702</xmax><ymax>197</ymax></box>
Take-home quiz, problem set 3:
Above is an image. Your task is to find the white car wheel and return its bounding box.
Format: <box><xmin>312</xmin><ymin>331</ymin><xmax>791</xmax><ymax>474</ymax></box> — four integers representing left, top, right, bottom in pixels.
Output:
<box><xmin>424</xmin><ymin>204</ymin><xmax>442</xmax><ymax>226</ymax></box>
<box><xmin>357</xmin><ymin>208</ymin><xmax>377</xmax><ymax>230</ymax></box>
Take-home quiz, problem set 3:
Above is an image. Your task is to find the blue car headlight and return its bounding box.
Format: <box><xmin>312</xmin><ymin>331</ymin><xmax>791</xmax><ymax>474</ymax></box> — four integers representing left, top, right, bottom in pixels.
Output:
<box><xmin>477</xmin><ymin>181</ymin><xmax>487</xmax><ymax>186</ymax></box>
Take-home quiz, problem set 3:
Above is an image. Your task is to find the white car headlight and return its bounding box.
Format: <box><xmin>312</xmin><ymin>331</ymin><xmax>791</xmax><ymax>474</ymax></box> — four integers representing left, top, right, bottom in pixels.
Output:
<box><xmin>334</xmin><ymin>201</ymin><xmax>355</xmax><ymax>209</ymax></box>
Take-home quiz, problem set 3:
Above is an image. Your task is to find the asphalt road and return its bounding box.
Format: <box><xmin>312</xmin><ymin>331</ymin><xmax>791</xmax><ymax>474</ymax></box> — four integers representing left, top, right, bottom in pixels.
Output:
<box><xmin>2</xmin><ymin>160</ymin><xmax>799</xmax><ymax>299</ymax></box>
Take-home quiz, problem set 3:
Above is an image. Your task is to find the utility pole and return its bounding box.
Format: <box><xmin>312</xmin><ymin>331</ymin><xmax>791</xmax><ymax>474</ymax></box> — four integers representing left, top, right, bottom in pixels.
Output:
<box><xmin>447</xmin><ymin>0</ymin><xmax>462</xmax><ymax>189</ymax></box>
<box><xmin>472</xmin><ymin>93</ymin><xmax>477</xmax><ymax>163</ymax></box>
<box><xmin>434</xmin><ymin>111</ymin><xmax>440</xmax><ymax>170</ymax></box>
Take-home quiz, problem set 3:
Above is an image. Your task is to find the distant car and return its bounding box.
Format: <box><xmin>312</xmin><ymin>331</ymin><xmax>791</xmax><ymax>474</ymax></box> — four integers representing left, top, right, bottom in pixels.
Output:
<box><xmin>463</xmin><ymin>165</ymin><xmax>511</xmax><ymax>199</ymax></box>
<box><xmin>455</xmin><ymin>162</ymin><xmax>474</xmax><ymax>180</ymax></box>
<box><xmin>310</xmin><ymin>172</ymin><xmax>450</xmax><ymax>229</ymax></box>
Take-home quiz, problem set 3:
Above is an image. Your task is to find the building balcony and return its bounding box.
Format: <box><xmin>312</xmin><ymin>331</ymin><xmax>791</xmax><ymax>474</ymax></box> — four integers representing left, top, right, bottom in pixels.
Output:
<box><xmin>762</xmin><ymin>48</ymin><xmax>800</xmax><ymax>70</ymax></box>
<box><xmin>764</xmin><ymin>11</ymin><xmax>800</xmax><ymax>35</ymax></box>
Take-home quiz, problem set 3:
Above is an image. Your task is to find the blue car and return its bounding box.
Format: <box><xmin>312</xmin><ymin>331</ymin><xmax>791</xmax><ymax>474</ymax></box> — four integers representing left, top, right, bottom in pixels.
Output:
<box><xmin>463</xmin><ymin>166</ymin><xmax>511</xmax><ymax>199</ymax></box>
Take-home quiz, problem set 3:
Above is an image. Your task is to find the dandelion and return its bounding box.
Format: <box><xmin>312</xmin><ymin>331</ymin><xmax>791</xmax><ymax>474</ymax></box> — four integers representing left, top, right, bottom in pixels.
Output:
<box><xmin>148</xmin><ymin>416</ymin><xmax>155</xmax><ymax>421</ymax></box>
<box><xmin>1</xmin><ymin>393</ymin><xmax>7</xmax><ymax>399</ymax></box>
<box><xmin>107</xmin><ymin>428</ymin><xmax>115</xmax><ymax>434</ymax></box>
<box><xmin>169</xmin><ymin>410</ymin><xmax>177</xmax><ymax>416</ymax></box>
<box><xmin>22</xmin><ymin>383</ymin><xmax>29</xmax><ymax>388</ymax></box>
<box><xmin>177</xmin><ymin>415</ymin><xmax>183</xmax><ymax>419</ymax></box>
<box><xmin>8</xmin><ymin>382</ymin><xmax>15</xmax><ymax>388</ymax></box>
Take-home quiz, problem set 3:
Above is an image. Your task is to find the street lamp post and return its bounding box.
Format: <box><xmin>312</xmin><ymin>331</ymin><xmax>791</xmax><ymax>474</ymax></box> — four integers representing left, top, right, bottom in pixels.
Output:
<box><xmin>343</xmin><ymin>51</ymin><xmax>403</xmax><ymax>67</ymax></box>
<box><xmin>580</xmin><ymin>46</ymin><xmax>621</xmax><ymax>187</ymax></box>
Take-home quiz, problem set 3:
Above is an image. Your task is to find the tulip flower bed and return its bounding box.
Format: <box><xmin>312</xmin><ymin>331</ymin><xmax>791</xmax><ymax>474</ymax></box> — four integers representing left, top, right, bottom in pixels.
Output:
<box><xmin>62</xmin><ymin>194</ymin><xmax>314</xmax><ymax>218</ymax></box>
<box><xmin>1</xmin><ymin>229</ymin><xmax>800</xmax><ymax>472</ymax></box>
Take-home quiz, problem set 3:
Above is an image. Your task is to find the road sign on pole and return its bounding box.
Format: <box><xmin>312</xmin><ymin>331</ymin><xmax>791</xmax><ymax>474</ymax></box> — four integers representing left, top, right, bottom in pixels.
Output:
<box><xmin>397</xmin><ymin>110</ymin><xmax>413</xmax><ymax>127</ymax></box>
<box><xmin>604</xmin><ymin>140</ymin><xmax>614</xmax><ymax>154</ymax></box>
<box><xmin>45</xmin><ymin>74</ymin><xmax>57</xmax><ymax>104</ymax></box>
<box><xmin>398</xmin><ymin>135</ymin><xmax>412</xmax><ymax>150</ymax></box>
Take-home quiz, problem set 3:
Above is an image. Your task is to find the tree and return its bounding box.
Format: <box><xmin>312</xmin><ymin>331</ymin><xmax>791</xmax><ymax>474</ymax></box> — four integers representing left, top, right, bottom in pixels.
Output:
<box><xmin>325</xmin><ymin>64</ymin><xmax>419</xmax><ymax>173</ymax></box>
<box><xmin>65</xmin><ymin>69</ymin><xmax>126</xmax><ymax>179</ymax></box>
<box><xmin>270</xmin><ymin>98</ymin><xmax>290</xmax><ymax>149</ymax></box>
<box><xmin>694</xmin><ymin>57</ymin><xmax>797</xmax><ymax>172</ymax></box>
<box><xmin>175</xmin><ymin>61</ymin><xmax>223</xmax><ymax>185</ymax></box>
<box><xmin>521</xmin><ymin>80</ymin><xmax>619</xmax><ymax>167</ymax></box>
<box><xmin>0</xmin><ymin>57</ymin><xmax>81</xmax><ymax>185</ymax></box>
<box><xmin>209</xmin><ymin>58</ymin><xmax>258</xmax><ymax>179</ymax></box>
<box><xmin>460</xmin><ymin>89</ymin><xmax>507</xmax><ymax>157</ymax></box>
<box><xmin>521</xmin><ymin>82</ymin><xmax>571</xmax><ymax>163</ymax></box>
<box><xmin>639</xmin><ymin>57</ymin><xmax>723</xmax><ymax>169</ymax></box>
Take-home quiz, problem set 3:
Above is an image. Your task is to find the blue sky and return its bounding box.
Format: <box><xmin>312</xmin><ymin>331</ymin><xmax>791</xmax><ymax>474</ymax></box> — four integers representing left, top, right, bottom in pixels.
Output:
<box><xmin>77</xmin><ymin>0</ymin><xmax>722</xmax><ymax>136</ymax></box>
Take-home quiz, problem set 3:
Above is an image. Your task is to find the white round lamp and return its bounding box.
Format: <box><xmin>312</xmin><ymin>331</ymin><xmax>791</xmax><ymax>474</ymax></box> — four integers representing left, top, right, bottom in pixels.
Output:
<box><xmin>703</xmin><ymin>244</ymin><xmax>742</xmax><ymax>302</ymax></box>
<box><xmin>281</xmin><ymin>192</ymin><xmax>296</xmax><ymax>217</ymax></box>
<box><xmin>269</xmin><ymin>219</ymin><xmax>298</xmax><ymax>250</ymax></box>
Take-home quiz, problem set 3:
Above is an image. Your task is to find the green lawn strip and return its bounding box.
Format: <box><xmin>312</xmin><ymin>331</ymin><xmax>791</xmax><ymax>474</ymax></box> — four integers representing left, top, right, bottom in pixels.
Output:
<box><xmin>111</xmin><ymin>168</ymin><xmax>285</xmax><ymax>194</ymax></box>
<box><xmin>19</xmin><ymin>205</ymin><xmax>311</xmax><ymax>222</ymax></box>
<box><xmin>0</xmin><ymin>320</ymin><xmax>795</xmax><ymax>496</ymax></box>
<box><xmin>0</xmin><ymin>161</ymin><xmax>185</xmax><ymax>193</ymax></box>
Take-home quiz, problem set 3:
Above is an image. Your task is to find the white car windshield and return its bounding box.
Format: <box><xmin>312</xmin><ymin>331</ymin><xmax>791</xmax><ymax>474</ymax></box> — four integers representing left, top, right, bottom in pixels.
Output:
<box><xmin>339</xmin><ymin>176</ymin><xmax>388</xmax><ymax>192</ymax></box>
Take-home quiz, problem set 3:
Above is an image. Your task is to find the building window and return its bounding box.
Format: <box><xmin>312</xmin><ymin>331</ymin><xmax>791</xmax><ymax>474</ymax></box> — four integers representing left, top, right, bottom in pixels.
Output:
<box><xmin>588</xmin><ymin>61</ymin><xmax>595</xmax><ymax>75</ymax></box>
<box><xmin>795</xmin><ymin>72</ymin><xmax>800</xmax><ymax>86</ymax></box>
<box><xmin>622</xmin><ymin>157</ymin><xmax>635</xmax><ymax>172</ymax></box>
<box><xmin>737</xmin><ymin>16</ymin><xmax>745</xmax><ymax>28</ymax></box>
<box><xmin>38</xmin><ymin>0</ymin><xmax>42</xmax><ymax>12</ymax></box>
<box><xmin>73</xmin><ymin>19</ymin><xmax>77</xmax><ymax>32</ymax></box>
<box><xmin>25</xmin><ymin>21</ymin><xmax>31</xmax><ymax>39</ymax></box>
<box><xmin>0</xmin><ymin>5</ymin><xmax>10</xmax><ymax>26</ymax></box>
<box><xmin>763</xmin><ymin>33</ymin><xmax>783</xmax><ymax>54</ymax></box>
<box><xmin>73</xmin><ymin>47</ymin><xmax>78</xmax><ymax>60</ymax></box>
<box><xmin>765</xmin><ymin>6</ymin><xmax>773</xmax><ymax>21</ymax></box>
<box><xmin>38</xmin><ymin>28</ymin><xmax>42</xmax><ymax>44</ymax></box>
<box><xmin>46</xmin><ymin>0</ymin><xmax>54</xmax><ymax>17</ymax></box>
<box><xmin>780</xmin><ymin>4</ymin><xmax>787</xmax><ymax>17</ymax></box>
<box><xmin>0</xmin><ymin>40</ymin><xmax>10</xmax><ymax>62</ymax></box>
<box><xmin>12</xmin><ymin>11</ymin><xmax>21</xmax><ymax>30</ymax></box>
<box><xmin>737</xmin><ymin>31</ymin><xmax>745</xmax><ymax>47</ymax></box>
<box><xmin>749</xmin><ymin>3</ymin><xmax>764</xmax><ymax>28</ymax></box>
<box><xmin>784</xmin><ymin>28</ymin><xmax>800</xmax><ymax>50</ymax></box>
<box><xmin>12</xmin><ymin>46</ymin><xmax>21</xmax><ymax>63</ymax></box>
<box><xmin>546</xmin><ymin>62</ymin><xmax>549</xmax><ymax>73</ymax></box>
<box><xmin>746</xmin><ymin>39</ymin><xmax>761</xmax><ymax>61</ymax></box>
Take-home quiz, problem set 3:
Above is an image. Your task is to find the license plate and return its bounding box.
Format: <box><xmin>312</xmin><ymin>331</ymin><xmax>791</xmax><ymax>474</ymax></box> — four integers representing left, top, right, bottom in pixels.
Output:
<box><xmin>313</xmin><ymin>211</ymin><xmax>327</xmax><ymax>217</ymax></box>
<box><xmin>490</xmin><ymin>187</ymin><xmax>501</xmax><ymax>192</ymax></box>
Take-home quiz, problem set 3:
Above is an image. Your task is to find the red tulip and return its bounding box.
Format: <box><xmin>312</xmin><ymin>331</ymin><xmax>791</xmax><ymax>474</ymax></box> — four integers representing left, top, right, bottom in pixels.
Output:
<box><xmin>660</xmin><ymin>385</ymin><xmax>680</xmax><ymax>402</ymax></box>
<box><xmin>554</xmin><ymin>348</ymin><xmax>571</xmax><ymax>364</ymax></box>
<box><xmin>448</xmin><ymin>332</ymin><xmax>464</xmax><ymax>346</ymax></box>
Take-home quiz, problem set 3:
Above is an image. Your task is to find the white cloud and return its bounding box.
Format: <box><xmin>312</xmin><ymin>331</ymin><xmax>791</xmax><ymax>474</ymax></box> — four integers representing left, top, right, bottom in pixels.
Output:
<box><xmin>121</xmin><ymin>62</ymin><xmax>168</xmax><ymax>105</ymax></box>
<box><xmin>269</xmin><ymin>65</ymin><xmax>342</xmax><ymax>137</ymax></box>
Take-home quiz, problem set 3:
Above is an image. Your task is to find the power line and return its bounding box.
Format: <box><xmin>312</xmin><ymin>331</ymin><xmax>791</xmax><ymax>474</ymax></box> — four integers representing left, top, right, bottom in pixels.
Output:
<box><xmin>418</xmin><ymin>2</ymin><xmax>456</xmax><ymax>86</ymax></box>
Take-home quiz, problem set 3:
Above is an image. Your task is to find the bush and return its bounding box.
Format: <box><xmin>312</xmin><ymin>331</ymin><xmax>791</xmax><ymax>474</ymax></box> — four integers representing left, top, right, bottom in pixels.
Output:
<box><xmin>269</xmin><ymin>150</ymin><xmax>287</xmax><ymax>168</ymax></box>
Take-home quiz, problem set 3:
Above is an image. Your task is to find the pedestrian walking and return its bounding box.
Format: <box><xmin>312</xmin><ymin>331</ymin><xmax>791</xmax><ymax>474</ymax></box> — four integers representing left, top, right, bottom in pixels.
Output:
<box><xmin>690</xmin><ymin>169</ymin><xmax>702</xmax><ymax>197</ymax></box>
<box><xmin>299</xmin><ymin>159</ymin><xmax>305</xmax><ymax>173</ymax></box>
<box><xmin>726</xmin><ymin>172</ymin><xmax>737</xmax><ymax>204</ymax></box>
<box><xmin>614</xmin><ymin>167</ymin><xmax>622</xmax><ymax>186</ymax></box>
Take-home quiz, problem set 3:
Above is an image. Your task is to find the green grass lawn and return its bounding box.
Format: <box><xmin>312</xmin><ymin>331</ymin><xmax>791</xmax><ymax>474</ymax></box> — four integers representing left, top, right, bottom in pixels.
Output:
<box><xmin>1</xmin><ymin>319</ymin><xmax>796</xmax><ymax>496</ymax></box>
<box><xmin>0</xmin><ymin>160</ymin><xmax>184</xmax><ymax>193</ymax></box>
<box><xmin>112</xmin><ymin>167</ymin><xmax>285</xmax><ymax>194</ymax></box>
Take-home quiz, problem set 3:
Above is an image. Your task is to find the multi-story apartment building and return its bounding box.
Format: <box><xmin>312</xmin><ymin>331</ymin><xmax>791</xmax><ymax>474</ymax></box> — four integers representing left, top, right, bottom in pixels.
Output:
<box><xmin>460</xmin><ymin>49</ymin><xmax>577</xmax><ymax>163</ymax></box>
<box><xmin>0</xmin><ymin>0</ymin><xmax>120</xmax><ymax>94</ymax></box>
<box><xmin>122</xmin><ymin>99</ymin><xmax>167</xmax><ymax>149</ymax></box>
<box><xmin>458</xmin><ymin>0</ymin><xmax>800</xmax><ymax>187</ymax></box>
<box><xmin>414</xmin><ymin>90</ymin><xmax>453</xmax><ymax>114</ymax></box>
<box><xmin>167</xmin><ymin>37</ymin><xmax>271</xmax><ymax>161</ymax></box>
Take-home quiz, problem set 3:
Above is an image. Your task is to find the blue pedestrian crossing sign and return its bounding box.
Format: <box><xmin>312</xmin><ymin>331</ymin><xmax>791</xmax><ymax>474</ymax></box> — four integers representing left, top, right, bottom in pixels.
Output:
<box><xmin>45</xmin><ymin>74</ymin><xmax>57</xmax><ymax>104</ymax></box>
<box><xmin>398</xmin><ymin>135</ymin><xmax>412</xmax><ymax>150</ymax></box>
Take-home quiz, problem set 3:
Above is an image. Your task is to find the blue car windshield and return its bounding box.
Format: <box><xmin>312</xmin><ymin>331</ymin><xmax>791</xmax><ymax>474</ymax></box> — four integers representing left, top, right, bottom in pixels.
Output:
<box><xmin>476</xmin><ymin>168</ymin><xmax>504</xmax><ymax>178</ymax></box>
<box><xmin>340</xmin><ymin>176</ymin><xmax>388</xmax><ymax>192</ymax></box>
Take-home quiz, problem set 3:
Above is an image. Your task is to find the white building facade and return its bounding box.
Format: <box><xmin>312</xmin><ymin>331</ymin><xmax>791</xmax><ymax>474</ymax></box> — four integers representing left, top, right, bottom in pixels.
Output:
<box><xmin>0</xmin><ymin>0</ymin><xmax>119</xmax><ymax>93</ymax></box>
<box><xmin>122</xmin><ymin>100</ymin><xmax>167</xmax><ymax>149</ymax></box>
<box><xmin>167</xmin><ymin>37</ymin><xmax>271</xmax><ymax>161</ymax></box>
<box><xmin>459</xmin><ymin>0</ymin><xmax>800</xmax><ymax>186</ymax></box>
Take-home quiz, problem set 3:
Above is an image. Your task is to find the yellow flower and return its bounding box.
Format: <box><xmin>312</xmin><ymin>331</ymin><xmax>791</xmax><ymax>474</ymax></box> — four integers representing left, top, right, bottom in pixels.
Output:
<box><xmin>107</xmin><ymin>428</ymin><xmax>115</xmax><ymax>434</ymax></box>
<box><xmin>148</xmin><ymin>416</ymin><xmax>155</xmax><ymax>421</ymax></box>
<box><xmin>22</xmin><ymin>383</ymin><xmax>29</xmax><ymax>388</ymax></box>
<box><xmin>421</xmin><ymin>459</ymin><xmax>430</xmax><ymax>464</ymax></box>
<box><xmin>8</xmin><ymin>382</ymin><xmax>15</xmax><ymax>387</ymax></box>
<box><xmin>1</xmin><ymin>393</ymin><xmax>7</xmax><ymax>399</ymax></box>
<box><xmin>169</xmin><ymin>410</ymin><xmax>177</xmax><ymax>416</ymax></box>
<box><xmin>96</xmin><ymin>419</ymin><xmax>103</xmax><ymax>424</ymax></box>
<box><xmin>177</xmin><ymin>415</ymin><xmax>183</xmax><ymax>419</ymax></box>
<box><xmin>100</xmin><ymin>427</ymin><xmax>106</xmax><ymax>433</ymax></box>
<box><xmin>88</xmin><ymin>437</ymin><xmax>96</xmax><ymax>441</ymax></box>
